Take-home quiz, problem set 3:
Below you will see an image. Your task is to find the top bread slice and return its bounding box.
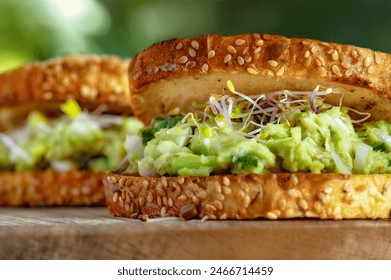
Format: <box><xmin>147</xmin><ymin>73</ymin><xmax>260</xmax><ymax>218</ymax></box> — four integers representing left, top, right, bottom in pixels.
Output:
<box><xmin>128</xmin><ymin>34</ymin><xmax>391</xmax><ymax>124</ymax></box>
<box><xmin>0</xmin><ymin>55</ymin><xmax>131</xmax><ymax>130</ymax></box>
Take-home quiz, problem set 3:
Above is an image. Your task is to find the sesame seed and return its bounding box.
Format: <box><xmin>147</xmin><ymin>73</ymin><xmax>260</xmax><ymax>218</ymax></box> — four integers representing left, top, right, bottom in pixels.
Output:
<box><xmin>314</xmin><ymin>201</ymin><xmax>322</xmax><ymax>213</ymax></box>
<box><xmin>332</xmin><ymin>50</ymin><xmax>339</xmax><ymax>61</ymax></box>
<box><xmin>243</xmin><ymin>195</ymin><xmax>251</xmax><ymax>208</ymax></box>
<box><xmin>208</xmin><ymin>50</ymin><xmax>216</xmax><ymax>59</ymax></box>
<box><xmin>291</xmin><ymin>174</ymin><xmax>299</xmax><ymax>185</ymax></box>
<box><xmin>214</xmin><ymin>182</ymin><xmax>222</xmax><ymax>193</ymax></box>
<box><xmin>119</xmin><ymin>196</ymin><xmax>124</xmax><ymax>208</ymax></box>
<box><xmin>345</xmin><ymin>69</ymin><xmax>353</xmax><ymax>76</ymax></box>
<box><xmin>192</xmin><ymin>196</ymin><xmax>200</xmax><ymax>205</ymax></box>
<box><xmin>368</xmin><ymin>65</ymin><xmax>374</xmax><ymax>74</ymax></box>
<box><xmin>263</xmin><ymin>34</ymin><xmax>273</xmax><ymax>40</ymax></box>
<box><xmin>163</xmin><ymin>196</ymin><xmax>168</xmax><ymax>206</ymax></box>
<box><xmin>324</xmin><ymin>187</ymin><xmax>333</xmax><ymax>194</ymax></box>
<box><xmin>243</xmin><ymin>47</ymin><xmax>249</xmax><ymax>54</ymax></box>
<box><xmin>125</xmin><ymin>203</ymin><xmax>130</xmax><ymax>212</ymax></box>
<box><xmin>276</xmin><ymin>66</ymin><xmax>285</xmax><ymax>77</ymax></box>
<box><xmin>175</xmin><ymin>43</ymin><xmax>183</xmax><ymax>50</ymax></box>
<box><xmin>184</xmin><ymin>190</ymin><xmax>193</xmax><ymax>199</ymax></box>
<box><xmin>268</xmin><ymin>60</ymin><xmax>278</xmax><ymax>67</ymax></box>
<box><xmin>244</xmin><ymin>55</ymin><xmax>252</xmax><ymax>63</ymax></box>
<box><xmin>205</xmin><ymin>203</ymin><xmax>217</xmax><ymax>212</ymax></box>
<box><xmin>188</xmin><ymin>61</ymin><xmax>196</xmax><ymax>68</ymax></box>
<box><xmin>119</xmin><ymin>178</ymin><xmax>126</xmax><ymax>188</ymax></box>
<box><xmin>266</xmin><ymin>70</ymin><xmax>274</xmax><ymax>78</ymax></box>
<box><xmin>160</xmin><ymin>206</ymin><xmax>167</xmax><ymax>217</ymax></box>
<box><xmin>222</xmin><ymin>187</ymin><xmax>231</xmax><ymax>195</ymax></box>
<box><xmin>178</xmin><ymin>195</ymin><xmax>187</xmax><ymax>202</ymax></box>
<box><xmin>279</xmin><ymin>199</ymin><xmax>287</xmax><ymax>210</ymax></box>
<box><xmin>109</xmin><ymin>176</ymin><xmax>118</xmax><ymax>184</ymax></box>
<box><xmin>208</xmin><ymin>214</ymin><xmax>217</xmax><ymax>220</ymax></box>
<box><xmin>196</xmin><ymin>190</ymin><xmax>208</xmax><ymax>200</ymax></box>
<box><xmin>138</xmin><ymin>197</ymin><xmax>145</xmax><ymax>207</ymax></box>
<box><xmin>311</xmin><ymin>46</ymin><xmax>318</xmax><ymax>53</ymax></box>
<box><xmin>143</xmin><ymin>180</ymin><xmax>149</xmax><ymax>188</ymax></box>
<box><xmin>224</xmin><ymin>54</ymin><xmax>232</xmax><ymax>63</ymax></box>
<box><xmin>216</xmin><ymin>193</ymin><xmax>225</xmax><ymax>201</ymax></box>
<box><xmin>168</xmin><ymin>197</ymin><xmax>173</xmax><ymax>207</ymax></box>
<box><xmin>237</xmin><ymin>56</ymin><xmax>245</xmax><ymax>65</ymax></box>
<box><xmin>352</xmin><ymin>50</ymin><xmax>358</xmax><ymax>59</ymax></box>
<box><xmin>235</xmin><ymin>39</ymin><xmax>246</xmax><ymax>46</ymax></box>
<box><xmin>288</xmin><ymin>189</ymin><xmax>299</xmax><ymax>199</ymax></box>
<box><xmin>177</xmin><ymin>176</ymin><xmax>185</xmax><ymax>184</ymax></box>
<box><xmin>157</xmin><ymin>196</ymin><xmax>162</xmax><ymax>206</ymax></box>
<box><xmin>147</xmin><ymin>192</ymin><xmax>153</xmax><ymax>203</ymax></box>
<box><xmin>266</xmin><ymin>212</ymin><xmax>278</xmax><ymax>220</ymax></box>
<box><xmin>179</xmin><ymin>56</ymin><xmax>188</xmax><ymax>64</ymax></box>
<box><xmin>285</xmin><ymin>208</ymin><xmax>294</xmax><ymax>218</ymax></box>
<box><xmin>247</xmin><ymin>67</ymin><xmax>258</xmax><ymax>75</ymax></box>
<box><xmin>161</xmin><ymin>177</ymin><xmax>168</xmax><ymax>187</ymax></box>
<box><xmin>374</xmin><ymin>53</ymin><xmax>382</xmax><ymax>64</ymax></box>
<box><xmin>157</xmin><ymin>187</ymin><xmax>165</xmax><ymax>196</ymax></box>
<box><xmin>341</xmin><ymin>61</ymin><xmax>351</xmax><ymax>69</ymax></box>
<box><xmin>219</xmin><ymin>213</ymin><xmax>227</xmax><ymax>220</ymax></box>
<box><xmin>254</xmin><ymin>46</ymin><xmax>262</xmax><ymax>54</ymax></box>
<box><xmin>112</xmin><ymin>192</ymin><xmax>119</xmax><ymax>203</ymax></box>
<box><xmin>316</xmin><ymin>56</ymin><xmax>325</xmax><ymax>66</ymax></box>
<box><xmin>191</xmin><ymin>40</ymin><xmax>199</xmax><ymax>50</ymax></box>
<box><xmin>189</xmin><ymin>47</ymin><xmax>196</xmax><ymax>57</ymax></box>
<box><xmin>304</xmin><ymin>50</ymin><xmax>310</xmax><ymax>58</ymax></box>
<box><xmin>227</xmin><ymin>45</ymin><xmax>237</xmax><ymax>54</ymax></box>
<box><xmin>299</xmin><ymin>199</ymin><xmax>308</xmax><ymax>210</ymax></box>
<box><xmin>332</xmin><ymin>65</ymin><xmax>341</xmax><ymax>76</ymax></box>
<box><xmin>364</xmin><ymin>57</ymin><xmax>372</xmax><ymax>68</ymax></box>
<box><xmin>214</xmin><ymin>200</ymin><xmax>223</xmax><ymax>210</ymax></box>
<box><xmin>256</xmin><ymin>39</ymin><xmax>264</xmax><ymax>46</ymax></box>
<box><xmin>221</xmin><ymin>177</ymin><xmax>230</xmax><ymax>186</ymax></box>
<box><xmin>201</xmin><ymin>63</ymin><xmax>209</xmax><ymax>73</ymax></box>
<box><xmin>305</xmin><ymin>211</ymin><xmax>315</xmax><ymax>218</ymax></box>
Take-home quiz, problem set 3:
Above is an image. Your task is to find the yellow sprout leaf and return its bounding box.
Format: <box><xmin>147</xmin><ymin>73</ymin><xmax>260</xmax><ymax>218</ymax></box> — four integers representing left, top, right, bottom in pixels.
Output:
<box><xmin>60</xmin><ymin>99</ymin><xmax>82</xmax><ymax>118</ymax></box>
<box><xmin>227</xmin><ymin>80</ymin><xmax>235</xmax><ymax>93</ymax></box>
<box><xmin>285</xmin><ymin>119</ymin><xmax>290</xmax><ymax>127</ymax></box>
<box><xmin>203</xmin><ymin>127</ymin><xmax>213</xmax><ymax>138</ymax></box>
<box><xmin>259</xmin><ymin>131</ymin><xmax>270</xmax><ymax>139</ymax></box>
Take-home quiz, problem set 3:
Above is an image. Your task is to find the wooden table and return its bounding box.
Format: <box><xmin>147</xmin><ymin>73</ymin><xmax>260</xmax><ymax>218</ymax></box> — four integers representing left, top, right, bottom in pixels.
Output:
<box><xmin>0</xmin><ymin>207</ymin><xmax>390</xmax><ymax>259</ymax></box>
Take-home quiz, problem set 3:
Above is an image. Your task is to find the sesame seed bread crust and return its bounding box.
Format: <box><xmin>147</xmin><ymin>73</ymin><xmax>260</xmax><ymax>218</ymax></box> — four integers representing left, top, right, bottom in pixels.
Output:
<box><xmin>104</xmin><ymin>173</ymin><xmax>391</xmax><ymax>220</ymax></box>
<box><xmin>0</xmin><ymin>170</ymin><xmax>106</xmax><ymax>206</ymax></box>
<box><xmin>129</xmin><ymin>34</ymin><xmax>391</xmax><ymax>124</ymax></box>
<box><xmin>0</xmin><ymin>55</ymin><xmax>131</xmax><ymax>130</ymax></box>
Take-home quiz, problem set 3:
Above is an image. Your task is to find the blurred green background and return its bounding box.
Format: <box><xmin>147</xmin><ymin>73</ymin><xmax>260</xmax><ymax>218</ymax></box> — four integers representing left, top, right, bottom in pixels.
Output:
<box><xmin>1</xmin><ymin>0</ymin><xmax>390</xmax><ymax>73</ymax></box>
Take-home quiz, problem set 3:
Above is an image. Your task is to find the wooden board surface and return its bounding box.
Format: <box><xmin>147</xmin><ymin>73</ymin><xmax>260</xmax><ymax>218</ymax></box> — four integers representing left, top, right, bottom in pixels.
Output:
<box><xmin>0</xmin><ymin>207</ymin><xmax>390</xmax><ymax>260</ymax></box>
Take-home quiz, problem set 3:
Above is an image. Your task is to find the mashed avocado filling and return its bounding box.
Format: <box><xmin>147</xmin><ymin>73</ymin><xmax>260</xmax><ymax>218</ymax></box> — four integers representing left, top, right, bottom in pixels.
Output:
<box><xmin>132</xmin><ymin>81</ymin><xmax>391</xmax><ymax>177</ymax></box>
<box><xmin>0</xmin><ymin>99</ymin><xmax>144</xmax><ymax>172</ymax></box>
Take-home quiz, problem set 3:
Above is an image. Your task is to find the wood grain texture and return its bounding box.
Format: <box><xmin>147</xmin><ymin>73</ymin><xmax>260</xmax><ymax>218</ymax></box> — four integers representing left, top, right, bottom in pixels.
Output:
<box><xmin>0</xmin><ymin>208</ymin><xmax>390</xmax><ymax>260</ymax></box>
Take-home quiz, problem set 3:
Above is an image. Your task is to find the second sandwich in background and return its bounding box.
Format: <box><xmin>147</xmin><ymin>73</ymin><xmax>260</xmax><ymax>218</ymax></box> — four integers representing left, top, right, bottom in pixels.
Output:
<box><xmin>0</xmin><ymin>55</ymin><xmax>144</xmax><ymax>206</ymax></box>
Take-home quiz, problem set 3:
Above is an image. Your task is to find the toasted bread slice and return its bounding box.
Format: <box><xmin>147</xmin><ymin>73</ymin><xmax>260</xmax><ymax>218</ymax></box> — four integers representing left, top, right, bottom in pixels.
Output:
<box><xmin>0</xmin><ymin>171</ymin><xmax>106</xmax><ymax>206</ymax></box>
<box><xmin>128</xmin><ymin>34</ymin><xmax>391</xmax><ymax>124</ymax></box>
<box><xmin>0</xmin><ymin>55</ymin><xmax>131</xmax><ymax>131</ymax></box>
<box><xmin>104</xmin><ymin>173</ymin><xmax>391</xmax><ymax>220</ymax></box>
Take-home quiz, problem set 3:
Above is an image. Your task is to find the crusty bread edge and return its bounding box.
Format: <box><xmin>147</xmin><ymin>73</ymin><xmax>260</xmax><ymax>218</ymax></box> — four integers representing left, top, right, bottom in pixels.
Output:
<box><xmin>104</xmin><ymin>173</ymin><xmax>391</xmax><ymax>220</ymax></box>
<box><xmin>128</xmin><ymin>34</ymin><xmax>391</xmax><ymax>124</ymax></box>
<box><xmin>0</xmin><ymin>170</ymin><xmax>106</xmax><ymax>206</ymax></box>
<box><xmin>0</xmin><ymin>54</ymin><xmax>131</xmax><ymax>113</ymax></box>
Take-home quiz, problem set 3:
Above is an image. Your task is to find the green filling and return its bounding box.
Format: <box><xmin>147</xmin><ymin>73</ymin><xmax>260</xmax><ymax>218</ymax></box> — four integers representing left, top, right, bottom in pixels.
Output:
<box><xmin>0</xmin><ymin>103</ymin><xmax>144</xmax><ymax>172</ymax></box>
<box><xmin>135</xmin><ymin>106</ymin><xmax>391</xmax><ymax>176</ymax></box>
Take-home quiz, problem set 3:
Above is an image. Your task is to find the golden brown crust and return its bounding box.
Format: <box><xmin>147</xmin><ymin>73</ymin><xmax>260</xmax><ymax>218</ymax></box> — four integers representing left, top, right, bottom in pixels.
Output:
<box><xmin>128</xmin><ymin>34</ymin><xmax>391</xmax><ymax>124</ymax></box>
<box><xmin>0</xmin><ymin>54</ymin><xmax>131</xmax><ymax>113</ymax></box>
<box><xmin>104</xmin><ymin>173</ymin><xmax>391</xmax><ymax>220</ymax></box>
<box><xmin>0</xmin><ymin>170</ymin><xmax>106</xmax><ymax>206</ymax></box>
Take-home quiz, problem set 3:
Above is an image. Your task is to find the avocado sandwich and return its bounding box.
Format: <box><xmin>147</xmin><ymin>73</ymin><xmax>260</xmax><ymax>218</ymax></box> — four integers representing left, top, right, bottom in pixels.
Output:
<box><xmin>103</xmin><ymin>34</ymin><xmax>391</xmax><ymax>220</ymax></box>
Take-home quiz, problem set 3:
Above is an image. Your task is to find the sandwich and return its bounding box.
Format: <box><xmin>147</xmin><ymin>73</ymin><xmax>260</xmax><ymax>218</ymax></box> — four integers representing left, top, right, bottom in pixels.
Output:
<box><xmin>103</xmin><ymin>34</ymin><xmax>391</xmax><ymax>220</ymax></box>
<box><xmin>0</xmin><ymin>55</ymin><xmax>144</xmax><ymax>206</ymax></box>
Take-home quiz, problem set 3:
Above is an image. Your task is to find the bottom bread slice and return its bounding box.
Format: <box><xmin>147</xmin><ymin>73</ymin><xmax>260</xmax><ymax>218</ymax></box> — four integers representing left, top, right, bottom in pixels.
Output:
<box><xmin>104</xmin><ymin>173</ymin><xmax>391</xmax><ymax>220</ymax></box>
<box><xmin>0</xmin><ymin>170</ymin><xmax>106</xmax><ymax>206</ymax></box>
